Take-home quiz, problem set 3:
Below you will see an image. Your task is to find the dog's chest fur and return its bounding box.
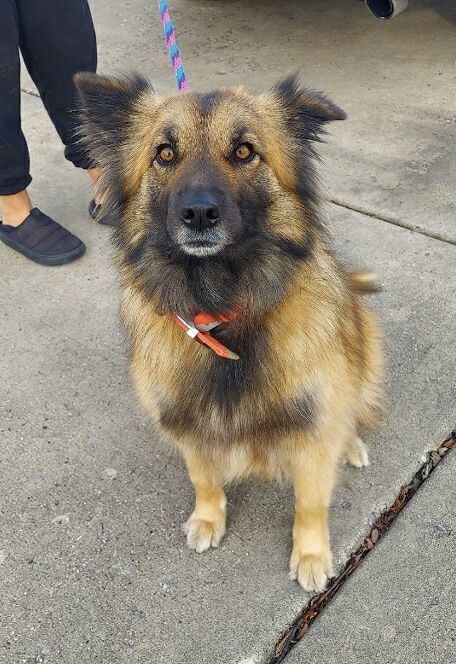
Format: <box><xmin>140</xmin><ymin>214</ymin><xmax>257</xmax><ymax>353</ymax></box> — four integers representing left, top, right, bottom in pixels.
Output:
<box><xmin>122</xmin><ymin>287</ymin><xmax>326</xmax><ymax>451</ymax></box>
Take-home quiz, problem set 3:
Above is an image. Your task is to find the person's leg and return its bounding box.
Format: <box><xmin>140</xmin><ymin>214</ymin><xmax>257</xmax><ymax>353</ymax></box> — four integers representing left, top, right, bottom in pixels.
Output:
<box><xmin>0</xmin><ymin>190</ymin><xmax>33</xmax><ymax>227</ymax></box>
<box><xmin>0</xmin><ymin>0</ymin><xmax>33</xmax><ymax>226</ymax></box>
<box><xmin>16</xmin><ymin>0</ymin><xmax>114</xmax><ymax>223</ymax></box>
<box><xmin>0</xmin><ymin>0</ymin><xmax>86</xmax><ymax>264</ymax></box>
<box><xmin>16</xmin><ymin>0</ymin><xmax>97</xmax><ymax>171</ymax></box>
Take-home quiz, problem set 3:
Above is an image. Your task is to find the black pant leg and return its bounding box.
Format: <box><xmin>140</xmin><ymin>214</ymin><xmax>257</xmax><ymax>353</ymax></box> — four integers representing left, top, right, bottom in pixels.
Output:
<box><xmin>16</xmin><ymin>0</ymin><xmax>97</xmax><ymax>169</ymax></box>
<box><xmin>0</xmin><ymin>0</ymin><xmax>32</xmax><ymax>196</ymax></box>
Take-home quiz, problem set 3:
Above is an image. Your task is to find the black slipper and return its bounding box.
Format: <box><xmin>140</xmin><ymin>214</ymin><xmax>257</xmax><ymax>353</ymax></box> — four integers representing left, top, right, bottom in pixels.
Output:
<box><xmin>0</xmin><ymin>208</ymin><xmax>85</xmax><ymax>266</ymax></box>
<box><xmin>88</xmin><ymin>199</ymin><xmax>118</xmax><ymax>227</ymax></box>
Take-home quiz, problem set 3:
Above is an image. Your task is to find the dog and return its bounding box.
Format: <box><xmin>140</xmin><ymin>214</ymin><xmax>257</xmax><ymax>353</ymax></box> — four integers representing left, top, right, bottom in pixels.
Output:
<box><xmin>76</xmin><ymin>72</ymin><xmax>383</xmax><ymax>592</ymax></box>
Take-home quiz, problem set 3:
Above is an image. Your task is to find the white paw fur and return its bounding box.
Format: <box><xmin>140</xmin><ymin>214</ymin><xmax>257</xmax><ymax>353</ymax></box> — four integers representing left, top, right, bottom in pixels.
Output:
<box><xmin>289</xmin><ymin>549</ymin><xmax>334</xmax><ymax>593</ymax></box>
<box><xmin>183</xmin><ymin>513</ymin><xmax>226</xmax><ymax>553</ymax></box>
<box><xmin>344</xmin><ymin>436</ymin><xmax>369</xmax><ymax>468</ymax></box>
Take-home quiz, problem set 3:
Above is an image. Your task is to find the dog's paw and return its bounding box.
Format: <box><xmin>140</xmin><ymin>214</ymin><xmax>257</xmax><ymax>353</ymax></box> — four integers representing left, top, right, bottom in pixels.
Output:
<box><xmin>183</xmin><ymin>514</ymin><xmax>226</xmax><ymax>553</ymax></box>
<box><xmin>344</xmin><ymin>436</ymin><xmax>369</xmax><ymax>469</ymax></box>
<box><xmin>289</xmin><ymin>550</ymin><xmax>334</xmax><ymax>593</ymax></box>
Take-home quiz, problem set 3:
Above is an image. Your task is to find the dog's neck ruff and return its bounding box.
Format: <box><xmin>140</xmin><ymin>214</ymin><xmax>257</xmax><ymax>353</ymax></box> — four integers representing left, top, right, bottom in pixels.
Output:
<box><xmin>172</xmin><ymin>311</ymin><xmax>239</xmax><ymax>360</ymax></box>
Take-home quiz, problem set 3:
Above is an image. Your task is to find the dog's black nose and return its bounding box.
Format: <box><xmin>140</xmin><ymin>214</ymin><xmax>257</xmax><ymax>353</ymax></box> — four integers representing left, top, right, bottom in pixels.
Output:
<box><xmin>180</xmin><ymin>195</ymin><xmax>220</xmax><ymax>231</ymax></box>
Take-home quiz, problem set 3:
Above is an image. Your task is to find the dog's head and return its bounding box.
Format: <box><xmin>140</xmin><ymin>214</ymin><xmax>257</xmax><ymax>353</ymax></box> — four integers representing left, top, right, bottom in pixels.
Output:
<box><xmin>76</xmin><ymin>73</ymin><xmax>344</xmax><ymax>313</ymax></box>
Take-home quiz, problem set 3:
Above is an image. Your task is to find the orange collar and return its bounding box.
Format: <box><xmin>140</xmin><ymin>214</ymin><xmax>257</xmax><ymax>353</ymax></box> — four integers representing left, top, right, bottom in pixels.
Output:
<box><xmin>172</xmin><ymin>311</ymin><xmax>239</xmax><ymax>360</ymax></box>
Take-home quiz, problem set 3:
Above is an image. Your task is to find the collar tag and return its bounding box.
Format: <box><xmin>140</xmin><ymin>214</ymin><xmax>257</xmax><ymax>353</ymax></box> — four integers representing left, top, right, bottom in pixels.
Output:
<box><xmin>175</xmin><ymin>315</ymin><xmax>199</xmax><ymax>338</ymax></box>
<box><xmin>172</xmin><ymin>312</ymin><xmax>239</xmax><ymax>360</ymax></box>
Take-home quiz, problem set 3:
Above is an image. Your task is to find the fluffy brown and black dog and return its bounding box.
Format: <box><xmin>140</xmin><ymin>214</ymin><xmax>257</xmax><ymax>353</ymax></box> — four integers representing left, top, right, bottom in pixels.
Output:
<box><xmin>76</xmin><ymin>72</ymin><xmax>383</xmax><ymax>592</ymax></box>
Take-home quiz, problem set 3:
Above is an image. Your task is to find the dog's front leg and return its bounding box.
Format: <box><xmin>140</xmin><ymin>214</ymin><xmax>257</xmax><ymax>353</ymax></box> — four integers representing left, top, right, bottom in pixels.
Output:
<box><xmin>182</xmin><ymin>448</ymin><xmax>227</xmax><ymax>553</ymax></box>
<box><xmin>289</xmin><ymin>446</ymin><xmax>337</xmax><ymax>593</ymax></box>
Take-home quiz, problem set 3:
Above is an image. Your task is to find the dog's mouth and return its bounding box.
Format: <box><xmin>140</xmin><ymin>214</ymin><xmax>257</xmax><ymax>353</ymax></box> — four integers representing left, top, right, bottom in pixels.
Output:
<box><xmin>175</xmin><ymin>226</ymin><xmax>231</xmax><ymax>257</ymax></box>
<box><xmin>182</xmin><ymin>240</ymin><xmax>222</xmax><ymax>257</ymax></box>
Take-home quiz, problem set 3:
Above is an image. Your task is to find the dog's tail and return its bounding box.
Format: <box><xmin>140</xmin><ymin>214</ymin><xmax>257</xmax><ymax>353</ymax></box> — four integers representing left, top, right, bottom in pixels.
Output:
<box><xmin>348</xmin><ymin>269</ymin><xmax>381</xmax><ymax>294</ymax></box>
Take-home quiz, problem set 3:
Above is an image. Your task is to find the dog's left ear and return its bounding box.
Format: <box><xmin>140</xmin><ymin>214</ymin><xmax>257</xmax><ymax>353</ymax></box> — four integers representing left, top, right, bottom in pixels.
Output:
<box><xmin>273</xmin><ymin>74</ymin><xmax>346</xmax><ymax>142</ymax></box>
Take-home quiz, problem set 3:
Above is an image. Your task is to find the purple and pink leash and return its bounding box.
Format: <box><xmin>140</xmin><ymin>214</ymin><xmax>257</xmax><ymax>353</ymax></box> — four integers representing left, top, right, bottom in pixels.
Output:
<box><xmin>156</xmin><ymin>0</ymin><xmax>188</xmax><ymax>92</ymax></box>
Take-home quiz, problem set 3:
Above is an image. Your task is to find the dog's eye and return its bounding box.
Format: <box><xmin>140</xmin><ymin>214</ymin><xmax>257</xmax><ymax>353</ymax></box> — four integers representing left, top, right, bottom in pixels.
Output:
<box><xmin>234</xmin><ymin>143</ymin><xmax>255</xmax><ymax>162</ymax></box>
<box><xmin>156</xmin><ymin>145</ymin><xmax>176</xmax><ymax>165</ymax></box>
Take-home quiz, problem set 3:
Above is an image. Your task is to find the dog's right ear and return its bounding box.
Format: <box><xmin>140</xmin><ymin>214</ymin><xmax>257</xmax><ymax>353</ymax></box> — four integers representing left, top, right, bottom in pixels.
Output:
<box><xmin>75</xmin><ymin>72</ymin><xmax>150</xmax><ymax>138</ymax></box>
<box><xmin>75</xmin><ymin>72</ymin><xmax>154</xmax><ymax>198</ymax></box>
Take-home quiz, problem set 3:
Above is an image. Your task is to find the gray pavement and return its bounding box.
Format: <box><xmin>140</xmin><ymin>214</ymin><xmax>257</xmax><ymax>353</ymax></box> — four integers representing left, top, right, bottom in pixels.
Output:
<box><xmin>2</xmin><ymin>1</ymin><xmax>456</xmax><ymax>663</ymax></box>
<box><xmin>287</xmin><ymin>452</ymin><xmax>456</xmax><ymax>664</ymax></box>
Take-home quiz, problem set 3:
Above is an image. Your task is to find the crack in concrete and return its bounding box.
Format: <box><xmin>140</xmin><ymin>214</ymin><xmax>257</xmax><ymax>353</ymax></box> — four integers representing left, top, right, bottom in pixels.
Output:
<box><xmin>21</xmin><ymin>86</ymin><xmax>39</xmax><ymax>98</ymax></box>
<box><xmin>329</xmin><ymin>198</ymin><xmax>456</xmax><ymax>247</ymax></box>
<box><xmin>267</xmin><ymin>430</ymin><xmax>456</xmax><ymax>664</ymax></box>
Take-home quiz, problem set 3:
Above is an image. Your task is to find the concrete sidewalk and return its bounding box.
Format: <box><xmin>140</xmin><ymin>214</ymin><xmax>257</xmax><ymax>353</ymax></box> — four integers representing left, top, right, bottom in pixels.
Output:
<box><xmin>287</xmin><ymin>451</ymin><xmax>456</xmax><ymax>664</ymax></box>
<box><xmin>2</xmin><ymin>1</ymin><xmax>455</xmax><ymax>663</ymax></box>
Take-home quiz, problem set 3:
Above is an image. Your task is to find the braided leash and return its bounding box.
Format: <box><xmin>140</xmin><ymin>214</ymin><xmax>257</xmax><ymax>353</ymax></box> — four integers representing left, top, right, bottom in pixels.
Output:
<box><xmin>156</xmin><ymin>0</ymin><xmax>188</xmax><ymax>92</ymax></box>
